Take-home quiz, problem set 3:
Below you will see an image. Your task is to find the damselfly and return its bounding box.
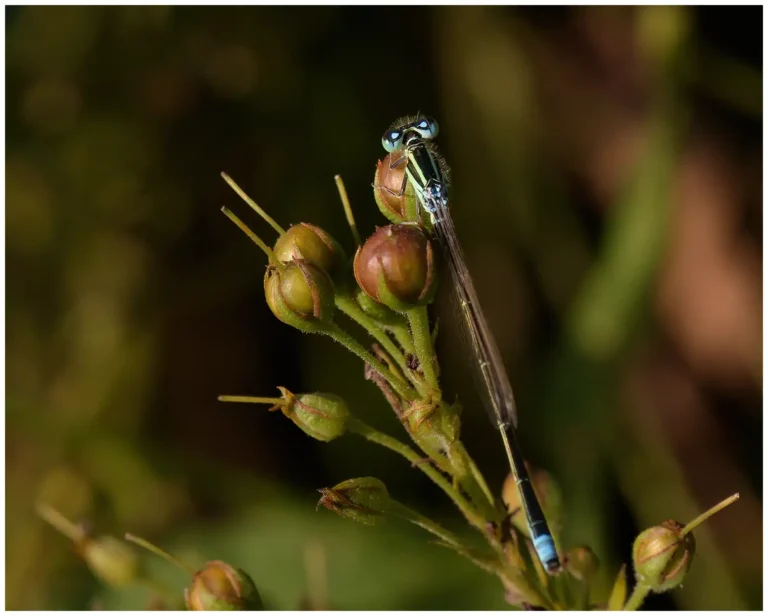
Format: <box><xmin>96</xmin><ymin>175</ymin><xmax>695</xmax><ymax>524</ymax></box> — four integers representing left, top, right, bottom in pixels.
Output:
<box><xmin>380</xmin><ymin>115</ymin><xmax>561</xmax><ymax>574</ymax></box>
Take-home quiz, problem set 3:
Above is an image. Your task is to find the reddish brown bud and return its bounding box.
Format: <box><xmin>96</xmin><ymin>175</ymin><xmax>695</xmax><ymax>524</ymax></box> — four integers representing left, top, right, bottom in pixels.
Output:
<box><xmin>373</xmin><ymin>154</ymin><xmax>419</xmax><ymax>224</ymax></box>
<box><xmin>353</xmin><ymin>224</ymin><xmax>437</xmax><ymax>311</ymax></box>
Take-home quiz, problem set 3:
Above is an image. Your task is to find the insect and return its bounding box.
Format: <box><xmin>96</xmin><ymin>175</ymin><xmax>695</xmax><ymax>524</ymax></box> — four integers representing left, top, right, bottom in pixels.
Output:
<box><xmin>380</xmin><ymin>115</ymin><xmax>561</xmax><ymax>574</ymax></box>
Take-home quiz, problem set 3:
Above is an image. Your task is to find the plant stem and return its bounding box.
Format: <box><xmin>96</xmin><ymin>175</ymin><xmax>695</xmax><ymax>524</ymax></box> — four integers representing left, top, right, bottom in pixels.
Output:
<box><xmin>325</xmin><ymin>323</ymin><xmax>417</xmax><ymax>401</ymax></box>
<box><xmin>218</xmin><ymin>395</ymin><xmax>283</xmax><ymax>405</ymax></box>
<box><xmin>454</xmin><ymin>441</ymin><xmax>498</xmax><ymax>518</ymax></box>
<box><xmin>388</xmin><ymin>321</ymin><xmax>416</xmax><ymax>355</ymax></box>
<box><xmin>389</xmin><ymin>501</ymin><xmax>465</xmax><ymax>548</ymax></box>
<box><xmin>681</xmin><ymin>493</ymin><xmax>740</xmax><ymax>536</ymax></box>
<box><xmin>406</xmin><ymin>306</ymin><xmax>439</xmax><ymax>388</ymax></box>
<box><xmin>221</xmin><ymin>207</ymin><xmax>280</xmax><ymax>267</ymax></box>
<box><xmin>347</xmin><ymin>417</ymin><xmax>487</xmax><ymax>532</ymax></box>
<box><xmin>334</xmin><ymin>175</ymin><xmax>362</xmax><ymax>246</ymax></box>
<box><xmin>221</xmin><ymin>172</ymin><xmax>285</xmax><ymax>235</ymax></box>
<box><xmin>36</xmin><ymin>503</ymin><xmax>85</xmax><ymax>543</ymax></box>
<box><xmin>124</xmin><ymin>533</ymin><xmax>195</xmax><ymax>575</ymax></box>
<box><xmin>623</xmin><ymin>582</ymin><xmax>651</xmax><ymax>611</ymax></box>
<box><xmin>335</xmin><ymin>294</ymin><xmax>410</xmax><ymax>378</ymax></box>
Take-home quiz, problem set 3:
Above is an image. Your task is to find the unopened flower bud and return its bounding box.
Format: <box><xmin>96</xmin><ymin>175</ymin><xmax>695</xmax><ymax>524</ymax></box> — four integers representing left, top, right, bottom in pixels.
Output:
<box><xmin>274</xmin><ymin>387</ymin><xmax>349</xmax><ymax>442</ymax></box>
<box><xmin>373</xmin><ymin>154</ymin><xmax>419</xmax><ymax>224</ymax></box>
<box><xmin>502</xmin><ymin>467</ymin><xmax>562</xmax><ymax>537</ymax></box>
<box><xmin>354</xmin><ymin>224</ymin><xmax>437</xmax><ymax>312</ymax></box>
<box><xmin>632</xmin><ymin>520</ymin><xmax>694</xmax><ymax>593</ymax></box>
<box><xmin>317</xmin><ymin>477</ymin><xmax>391</xmax><ymax>526</ymax></box>
<box><xmin>565</xmin><ymin>545</ymin><xmax>599</xmax><ymax>583</ymax></box>
<box><xmin>273</xmin><ymin>223</ymin><xmax>347</xmax><ymax>282</ymax></box>
<box><xmin>264</xmin><ymin>260</ymin><xmax>335</xmax><ymax>332</ymax></box>
<box><xmin>78</xmin><ymin>535</ymin><xmax>141</xmax><ymax>588</ymax></box>
<box><xmin>185</xmin><ymin>560</ymin><xmax>263</xmax><ymax>610</ymax></box>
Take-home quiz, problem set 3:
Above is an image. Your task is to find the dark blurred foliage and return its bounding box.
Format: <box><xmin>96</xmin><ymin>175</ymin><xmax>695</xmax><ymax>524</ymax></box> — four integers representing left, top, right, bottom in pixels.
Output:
<box><xmin>6</xmin><ymin>5</ymin><xmax>761</xmax><ymax>610</ymax></box>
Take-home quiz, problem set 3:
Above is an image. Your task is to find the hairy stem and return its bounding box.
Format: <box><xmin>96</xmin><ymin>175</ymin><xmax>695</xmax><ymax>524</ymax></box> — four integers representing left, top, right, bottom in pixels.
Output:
<box><xmin>335</xmin><ymin>294</ymin><xmax>410</xmax><ymax>379</ymax></box>
<box><xmin>325</xmin><ymin>324</ymin><xmax>417</xmax><ymax>401</ymax></box>
<box><xmin>406</xmin><ymin>307</ymin><xmax>439</xmax><ymax>388</ymax></box>
<box><xmin>347</xmin><ymin>417</ymin><xmax>487</xmax><ymax>532</ymax></box>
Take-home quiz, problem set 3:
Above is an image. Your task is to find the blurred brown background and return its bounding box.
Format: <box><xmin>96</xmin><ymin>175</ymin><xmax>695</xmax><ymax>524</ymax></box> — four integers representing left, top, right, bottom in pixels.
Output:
<box><xmin>6</xmin><ymin>5</ymin><xmax>762</xmax><ymax>610</ymax></box>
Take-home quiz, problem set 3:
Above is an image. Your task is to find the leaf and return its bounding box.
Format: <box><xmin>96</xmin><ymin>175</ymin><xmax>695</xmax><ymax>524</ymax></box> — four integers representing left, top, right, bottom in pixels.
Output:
<box><xmin>607</xmin><ymin>564</ymin><xmax>628</xmax><ymax>611</ymax></box>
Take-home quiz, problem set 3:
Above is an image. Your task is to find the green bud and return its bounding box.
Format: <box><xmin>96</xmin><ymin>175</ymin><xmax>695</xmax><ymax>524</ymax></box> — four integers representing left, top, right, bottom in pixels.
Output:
<box><xmin>273</xmin><ymin>223</ymin><xmax>347</xmax><ymax>282</ymax></box>
<box><xmin>373</xmin><ymin>154</ymin><xmax>420</xmax><ymax>224</ymax></box>
<box><xmin>402</xmin><ymin>399</ymin><xmax>460</xmax><ymax>457</ymax></box>
<box><xmin>632</xmin><ymin>520</ymin><xmax>694</xmax><ymax>593</ymax></box>
<box><xmin>353</xmin><ymin>224</ymin><xmax>437</xmax><ymax>312</ymax></box>
<box><xmin>185</xmin><ymin>560</ymin><xmax>263</xmax><ymax>610</ymax></box>
<box><xmin>264</xmin><ymin>260</ymin><xmax>335</xmax><ymax>332</ymax></box>
<box><xmin>78</xmin><ymin>535</ymin><xmax>141</xmax><ymax>588</ymax></box>
<box><xmin>565</xmin><ymin>545</ymin><xmax>599</xmax><ymax>583</ymax></box>
<box><xmin>274</xmin><ymin>387</ymin><xmax>349</xmax><ymax>442</ymax></box>
<box><xmin>502</xmin><ymin>466</ymin><xmax>562</xmax><ymax>537</ymax></box>
<box><xmin>317</xmin><ymin>477</ymin><xmax>391</xmax><ymax>526</ymax></box>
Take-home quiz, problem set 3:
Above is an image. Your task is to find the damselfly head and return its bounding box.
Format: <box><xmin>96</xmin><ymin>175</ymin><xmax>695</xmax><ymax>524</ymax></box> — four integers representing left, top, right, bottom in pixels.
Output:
<box><xmin>382</xmin><ymin>115</ymin><xmax>439</xmax><ymax>153</ymax></box>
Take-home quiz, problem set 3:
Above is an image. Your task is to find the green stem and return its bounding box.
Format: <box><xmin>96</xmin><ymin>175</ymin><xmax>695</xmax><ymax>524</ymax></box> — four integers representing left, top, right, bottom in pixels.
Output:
<box><xmin>221</xmin><ymin>207</ymin><xmax>280</xmax><ymax>267</ymax></box>
<box><xmin>455</xmin><ymin>442</ymin><xmax>498</xmax><ymax>517</ymax></box>
<box><xmin>623</xmin><ymin>582</ymin><xmax>651</xmax><ymax>611</ymax></box>
<box><xmin>406</xmin><ymin>306</ymin><xmax>439</xmax><ymax>388</ymax></box>
<box><xmin>347</xmin><ymin>417</ymin><xmax>487</xmax><ymax>532</ymax></box>
<box><xmin>388</xmin><ymin>321</ymin><xmax>416</xmax><ymax>355</ymax></box>
<box><xmin>334</xmin><ymin>175</ymin><xmax>362</xmax><ymax>246</ymax></box>
<box><xmin>36</xmin><ymin>503</ymin><xmax>85</xmax><ymax>543</ymax></box>
<box><xmin>681</xmin><ymin>493</ymin><xmax>740</xmax><ymax>536</ymax></box>
<box><xmin>389</xmin><ymin>501</ymin><xmax>465</xmax><ymax>548</ymax></box>
<box><xmin>124</xmin><ymin>533</ymin><xmax>195</xmax><ymax>575</ymax></box>
<box><xmin>221</xmin><ymin>172</ymin><xmax>285</xmax><ymax>235</ymax></box>
<box><xmin>218</xmin><ymin>395</ymin><xmax>283</xmax><ymax>405</ymax></box>
<box><xmin>335</xmin><ymin>294</ymin><xmax>410</xmax><ymax>378</ymax></box>
<box><xmin>446</xmin><ymin>441</ymin><xmax>500</xmax><ymax>524</ymax></box>
<box><xmin>325</xmin><ymin>323</ymin><xmax>417</xmax><ymax>401</ymax></box>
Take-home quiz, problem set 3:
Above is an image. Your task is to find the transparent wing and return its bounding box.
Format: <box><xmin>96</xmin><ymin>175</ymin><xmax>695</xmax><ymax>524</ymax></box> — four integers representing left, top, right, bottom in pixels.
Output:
<box><xmin>429</xmin><ymin>194</ymin><xmax>518</xmax><ymax>428</ymax></box>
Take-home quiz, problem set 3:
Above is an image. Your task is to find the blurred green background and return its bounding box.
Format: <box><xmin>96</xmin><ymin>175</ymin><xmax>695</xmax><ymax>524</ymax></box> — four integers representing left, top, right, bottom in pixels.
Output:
<box><xmin>6</xmin><ymin>5</ymin><xmax>762</xmax><ymax>610</ymax></box>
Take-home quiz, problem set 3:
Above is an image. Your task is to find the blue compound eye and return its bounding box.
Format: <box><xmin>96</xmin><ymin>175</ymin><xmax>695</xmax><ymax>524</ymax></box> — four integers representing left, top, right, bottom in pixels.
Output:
<box><xmin>412</xmin><ymin>116</ymin><xmax>439</xmax><ymax>139</ymax></box>
<box><xmin>382</xmin><ymin>129</ymin><xmax>402</xmax><ymax>152</ymax></box>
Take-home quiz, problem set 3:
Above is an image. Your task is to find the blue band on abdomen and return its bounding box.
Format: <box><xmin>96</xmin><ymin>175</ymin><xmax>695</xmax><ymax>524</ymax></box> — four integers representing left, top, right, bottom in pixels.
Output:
<box><xmin>533</xmin><ymin>535</ymin><xmax>558</xmax><ymax>567</ymax></box>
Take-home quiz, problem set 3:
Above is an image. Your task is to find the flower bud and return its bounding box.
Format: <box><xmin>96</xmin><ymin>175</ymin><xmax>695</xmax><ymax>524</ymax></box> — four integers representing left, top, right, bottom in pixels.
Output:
<box><xmin>264</xmin><ymin>260</ymin><xmax>335</xmax><ymax>332</ymax></box>
<box><xmin>565</xmin><ymin>545</ymin><xmax>599</xmax><ymax>583</ymax></box>
<box><xmin>373</xmin><ymin>154</ymin><xmax>419</xmax><ymax>224</ymax></box>
<box><xmin>317</xmin><ymin>477</ymin><xmax>391</xmax><ymax>526</ymax></box>
<box><xmin>502</xmin><ymin>467</ymin><xmax>562</xmax><ymax>537</ymax></box>
<box><xmin>633</xmin><ymin>520</ymin><xmax>694</xmax><ymax>593</ymax></box>
<box><xmin>354</xmin><ymin>224</ymin><xmax>437</xmax><ymax>312</ymax></box>
<box><xmin>185</xmin><ymin>560</ymin><xmax>263</xmax><ymax>610</ymax></box>
<box><xmin>273</xmin><ymin>223</ymin><xmax>347</xmax><ymax>282</ymax></box>
<box><xmin>78</xmin><ymin>535</ymin><xmax>141</xmax><ymax>588</ymax></box>
<box><xmin>402</xmin><ymin>399</ymin><xmax>460</xmax><ymax>458</ymax></box>
<box><xmin>273</xmin><ymin>387</ymin><xmax>349</xmax><ymax>442</ymax></box>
